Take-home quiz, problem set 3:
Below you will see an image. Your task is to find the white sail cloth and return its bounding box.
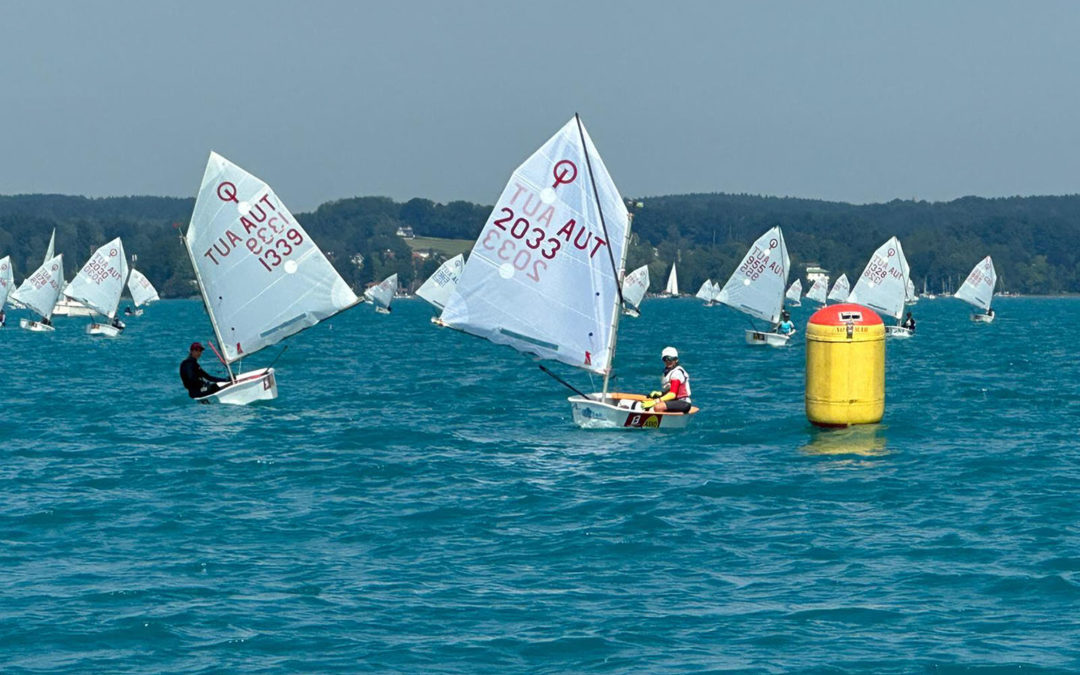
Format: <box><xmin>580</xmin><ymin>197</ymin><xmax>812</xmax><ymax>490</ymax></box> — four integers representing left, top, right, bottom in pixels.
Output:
<box><xmin>439</xmin><ymin>116</ymin><xmax>629</xmax><ymax>375</ymax></box>
<box><xmin>806</xmin><ymin>277</ymin><xmax>828</xmax><ymax>304</ymax></box>
<box><xmin>664</xmin><ymin>263</ymin><xmax>679</xmax><ymax>295</ymax></box>
<box><xmin>416</xmin><ymin>255</ymin><xmax>464</xmax><ymax>310</ymax></box>
<box><xmin>127</xmin><ymin>268</ymin><xmax>160</xmax><ymax>307</ymax></box>
<box><xmin>621</xmin><ymin>264</ymin><xmax>649</xmax><ymax>311</ymax></box>
<box><xmin>185</xmin><ymin>151</ymin><xmax>358</xmax><ymax>364</ymax></box>
<box><xmin>847</xmin><ymin>236</ymin><xmax>911</xmax><ymax>320</ymax></box>
<box><xmin>955</xmin><ymin>256</ymin><xmax>997</xmax><ymax>310</ymax></box>
<box><xmin>43</xmin><ymin>229</ymin><xmax>55</xmax><ymax>265</ymax></box>
<box><xmin>64</xmin><ymin>237</ymin><xmax>129</xmax><ymax>319</ymax></box>
<box><xmin>695</xmin><ymin>279</ymin><xmax>715</xmax><ymax>301</ymax></box>
<box><xmin>11</xmin><ymin>254</ymin><xmax>64</xmax><ymax>319</ymax></box>
<box><xmin>827</xmin><ymin>274</ymin><xmax>850</xmax><ymax>303</ymax></box>
<box><xmin>785</xmin><ymin>279</ymin><xmax>803</xmax><ymax>304</ymax></box>
<box><xmin>364</xmin><ymin>273</ymin><xmax>399</xmax><ymax>310</ymax></box>
<box><xmin>715</xmin><ymin>226</ymin><xmax>791</xmax><ymax>323</ymax></box>
<box><xmin>0</xmin><ymin>256</ymin><xmax>13</xmax><ymax>307</ymax></box>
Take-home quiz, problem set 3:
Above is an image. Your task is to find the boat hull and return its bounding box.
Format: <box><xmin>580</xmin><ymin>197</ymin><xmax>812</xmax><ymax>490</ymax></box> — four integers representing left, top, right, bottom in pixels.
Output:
<box><xmin>87</xmin><ymin>323</ymin><xmax>122</xmax><ymax>337</ymax></box>
<box><xmin>195</xmin><ymin>368</ymin><xmax>278</xmax><ymax>405</ymax></box>
<box><xmin>52</xmin><ymin>299</ymin><xmax>95</xmax><ymax>317</ymax></box>
<box><xmin>568</xmin><ymin>393</ymin><xmax>699</xmax><ymax>430</ymax></box>
<box><xmin>621</xmin><ymin>306</ymin><xmax>641</xmax><ymax>318</ymax></box>
<box><xmin>971</xmin><ymin>313</ymin><xmax>994</xmax><ymax>323</ymax></box>
<box><xmin>20</xmin><ymin>318</ymin><xmax>54</xmax><ymax>332</ymax></box>
<box><xmin>885</xmin><ymin>325</ymin><xmax>913</xmax><ymax>339</ymax></box>
<box><xmin>745</xmin><ymin>330</ymin><xmax>791</xmax><ymax>347</ymax></box>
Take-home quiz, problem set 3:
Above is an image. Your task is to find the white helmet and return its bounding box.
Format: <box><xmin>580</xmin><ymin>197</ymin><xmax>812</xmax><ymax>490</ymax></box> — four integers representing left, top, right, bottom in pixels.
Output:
<box><xmin>661</xmin><ymin>346</ymin><xmax>679</xmax><ymax>360</ymax></box>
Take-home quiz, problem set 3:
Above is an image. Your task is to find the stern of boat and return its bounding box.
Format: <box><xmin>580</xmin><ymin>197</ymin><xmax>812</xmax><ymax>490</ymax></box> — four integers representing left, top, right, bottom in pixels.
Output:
<box><xmin>745</xmin><ymin>330</ymin><xmax>791</xmax><ymax>347</ymax></box>
<box><xmin>197</xmin><ymin>368</ymin><xmax>278</xmax><ymax>405</ymax></box>
<box><xmin>86</xmin><ymin>323</ymin><xmax>122</xmax><ymax>337</ymax></box>
<box><xmin>568</xmin><ymin>393</ymin><xmax>698</xmax><ymax>430</ymax></box>
<box><xmin>885</xmin><ymin>325</ymin><xmax>913</xmax><ymax>339</ymax></box>
<box><xmin>20</xmin><ymin>318</ymin><xmax>55</xmax><ymax>332</ymax></box>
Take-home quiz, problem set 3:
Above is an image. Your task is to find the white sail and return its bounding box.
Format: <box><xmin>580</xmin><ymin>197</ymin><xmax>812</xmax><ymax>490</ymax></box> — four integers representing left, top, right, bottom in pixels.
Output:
<box><xmin>439</xmin><ymin>115</ymin><xmax>629</xmax><ymax>375</ymax></box>
<box><xmin>621</xmin><ymin>264</ymin><xmax>649</xmax><ymax>311</ymax></box>
<box><xmin>364</xmin><ymin>273</ymin><xmax>399</xmax><ymax>310</ymax></box>
<box><xmin>64</xmin><ymin>238</ymin><xmax>129</xmax><ymax>319</ymax></box>
<box><xmin>955</xmin><ymin>256</ymin><xmax>997</xmax><ymax>310</ymax></box>
<box><xmin>664</xmin><ymin>263</ymin><xmax>679</xmax><ymax>295</ymax></box>
<box><xmin>715</xmin><ymin>226</ymin><xmax>790</xmax><ymax>323</ymax></box>
<box><xmin>127</xmin><ymin>268</ymin><xmax>160</xmax><ymax>307</ymax></box>
<box><xmin>43</xmin><ymin>229</ymin><xmax>55</xmax><ymax>265</ymax></box>
<box><xmin>847</xmin><ymin>237</ymin><xmax>911</xmax><ymax>320</ymax></box>
<box><xmin>184</xmin><ymin>151</ymin><xmax>359</xmax><ymax>364</ymax></box>
<box><xmin>827</xmin><ymin>273</ymin><xmax>850</xmax><ymax>303</ymax></box>
<box><xmin>806</xmin><ymin>277</ymin><xmax>828</xmax><ymax>304</ymax></box>
<box><xmin>416</xmin><ymin>255</ymin><xmax>464</xmax><ymax>310</ymax></box>
<box><xmin>0</xmin><ymin>256</ymin><xmax>13</xmax><ymax>308</ymax></box>
<box><xmin>785</xmin><ymin>279</ymin><xmax>803</xmax><ymax>304</ymax></box>
<box><xmin>695</xmin><ymin>279</ymin><xmax>714</xmax><ymax>301</ymax></box>
<box><xmin>905</xmin><ymin>277</ymin><xmax>916</xmax><ymax>302</ymax></box>
<box><xmin>11</xmin><ymin>254</ymin><xmax>64</xmax><ymax>319</ymax></box>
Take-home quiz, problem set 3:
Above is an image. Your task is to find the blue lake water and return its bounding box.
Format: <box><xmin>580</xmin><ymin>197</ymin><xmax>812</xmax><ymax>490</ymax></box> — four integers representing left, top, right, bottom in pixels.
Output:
<box><xmin>1</xmin><ymin>296</ymin><xmax>1078</xmax><ymax>672</ymax></box>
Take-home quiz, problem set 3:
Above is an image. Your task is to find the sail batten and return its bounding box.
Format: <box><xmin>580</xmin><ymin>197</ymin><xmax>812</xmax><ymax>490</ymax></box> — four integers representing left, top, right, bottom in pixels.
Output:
<box><xmin>439</xmin><ymin>116</ymin><xmax>628</xmax><ymax>375</ymax></box>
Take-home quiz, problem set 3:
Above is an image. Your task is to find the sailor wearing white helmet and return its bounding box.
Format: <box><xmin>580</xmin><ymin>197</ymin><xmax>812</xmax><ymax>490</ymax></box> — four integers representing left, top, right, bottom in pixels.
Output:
<box><xmin>642</xmin><ymin>346</ymin><xmax>692</xmax><ymax>413</ymax></box>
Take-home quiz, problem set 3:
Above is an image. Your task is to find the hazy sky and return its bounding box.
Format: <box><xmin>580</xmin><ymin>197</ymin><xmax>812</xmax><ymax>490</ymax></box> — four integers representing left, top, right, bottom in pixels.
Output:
<box><xmin>2</xmin><ymin>1</ymin><xmax>1079</xmax><ymax>211</ymax></box>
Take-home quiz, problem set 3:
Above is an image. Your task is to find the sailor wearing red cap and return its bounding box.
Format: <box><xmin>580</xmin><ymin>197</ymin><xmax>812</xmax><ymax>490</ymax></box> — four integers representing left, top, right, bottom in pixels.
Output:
<box><xmin>179</xmin><ymin>342</ymin><xmax>230</xmax><ymax>399</ymax></box>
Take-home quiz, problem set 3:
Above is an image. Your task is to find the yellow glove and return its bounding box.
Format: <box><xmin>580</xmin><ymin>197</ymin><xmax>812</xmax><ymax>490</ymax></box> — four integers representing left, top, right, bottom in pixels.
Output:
<box><xmin>648</xmin><ymin>390</ymin><xmax>664</xmax><ymax>398</ymax></box>
<box><xmin>641</xmin><ymin>398</ymin><xmax>657</xmax><ymax>410</ymax></box>
<box><xmin>659</xmin><ymin>392</ymin><xmax>676</xmax><ymax>402</ymax></box>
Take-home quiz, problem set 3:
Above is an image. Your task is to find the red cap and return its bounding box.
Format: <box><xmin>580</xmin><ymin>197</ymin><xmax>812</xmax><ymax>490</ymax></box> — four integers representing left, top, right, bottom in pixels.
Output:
<box><xmin>190</xmin><ymin>342</ymin><xmax>204</xmax><ymax>351</ymax></box>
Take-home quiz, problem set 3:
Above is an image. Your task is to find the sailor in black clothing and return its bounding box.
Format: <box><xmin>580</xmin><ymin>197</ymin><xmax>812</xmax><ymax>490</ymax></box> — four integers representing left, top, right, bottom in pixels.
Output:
<box><xmin>901</xmin><ymin>312</ymin><xmax>915</xmax><ymax>332</ymax></box>
<box><xmin>180</xmin><ymin>342</ymin><xmax>229</xmax><ymax>399</ymax></box>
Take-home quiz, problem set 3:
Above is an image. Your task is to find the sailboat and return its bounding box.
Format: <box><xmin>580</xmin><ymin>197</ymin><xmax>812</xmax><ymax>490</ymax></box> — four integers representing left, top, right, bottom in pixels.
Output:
<box><xmin>416</xmin><ymin>254</ymin><xmax>465</xmax><ymax>315</ymax></box>
<box><xmin>438</xmin><ymin>114</ymin><xmax>698</xmax><ymax>429</ymax></box>
<box><xmin>11</xmin><ymin>255</ymin><xmax>64</xmax><ymax>331</ymax></box>
<box><xmin>64</xmin><ymin>237</ymin><xmax>130</xmax><ymax>337</ymax></box>
<box><xmin>182</xmin><ymin>151</ymin><xmax>360</xmax><ymax>404</ymax></box>
<box><xmin>714</xmin><ymin>226</ymin><xmax>792</xmax><ymax>347</ymax></box>
<box><xmin>827</xmin><ymin>273</ymin><xmax>850</xmax><ymax>304</ymax></box>
<box><xmin>661</xmin><ymin>262</ymin><xmax>679</xmax><ymax>297</ymax></box>
<box><xmin>621</xmin><ymin>264</ymin><xmax>649</xmax><ymax>317</ymax></box>
<box><xmin>364</xmin><ymin>273</ymin><xmax>399</xmax><ymax>314</ymax></box>
<box><xmin>0</xmin><ymin>256</ymin><xmax>13</xmax><ymax>326</ymax></box>
<box><xmin>125</xmin><ymin>266</ymin><xmax>160</xmax><ymax>316</ymax></box>
<box><xmin>921</xmin><ymin>278</ymin><xmax>937</xmax><ymax>300</ymax></box>
<box><xmin>955</xmin><ymin>256</ymin><xmax>997</xmax><ymax>322</ymax></box>
<box><xmin>695</xmin><ymin>279</ymin><xmax>715</xmax><ymax>304</ymax></box>
<box><xmin>904</xmin><ymin>277</ymin><xmax>918</xmax><ymax>305</ymax></box>
<box><xmin>847</xmin><ymin>236</ymin><xmax>913</xmax><ymax>339</ymax></box>
<box><xmin>785</xmin><ymin>279</ymin><xmax>803</xmax><ymax>307</ymax></box>
<box><xmin>805</xmin><ymin>277</ymin><xmax>828</xmax><ymax>305</ymax></box>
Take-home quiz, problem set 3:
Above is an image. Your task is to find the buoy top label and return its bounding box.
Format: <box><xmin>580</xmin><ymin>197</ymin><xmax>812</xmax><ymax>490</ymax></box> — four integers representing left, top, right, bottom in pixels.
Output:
<box><xmin>808</xmin><ymin>303</ymin><xmax>883</xmax><ymax>327</ymax></box>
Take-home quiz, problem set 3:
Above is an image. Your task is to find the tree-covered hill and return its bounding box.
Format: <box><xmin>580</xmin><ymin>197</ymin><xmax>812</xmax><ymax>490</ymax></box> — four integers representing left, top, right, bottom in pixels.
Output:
<box><xmin>0</xmin><ymin>191</ymin><xmax>1077</xmax><ymax>297</ymax></box>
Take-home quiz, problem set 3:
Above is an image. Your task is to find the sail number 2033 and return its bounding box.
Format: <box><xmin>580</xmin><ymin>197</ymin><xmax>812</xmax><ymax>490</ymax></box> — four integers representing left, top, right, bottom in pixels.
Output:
<box><xmin>480</xmin><ymin>207</ymin><xmax>560</xmax><ymax>282</ymax></box>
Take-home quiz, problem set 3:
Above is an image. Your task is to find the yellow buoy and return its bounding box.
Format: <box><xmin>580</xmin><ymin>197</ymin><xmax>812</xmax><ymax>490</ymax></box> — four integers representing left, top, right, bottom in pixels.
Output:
<box><xmin>805</xmin><ymin>303</ymin><xmax>885</xmax><ymax>426</ymax></box>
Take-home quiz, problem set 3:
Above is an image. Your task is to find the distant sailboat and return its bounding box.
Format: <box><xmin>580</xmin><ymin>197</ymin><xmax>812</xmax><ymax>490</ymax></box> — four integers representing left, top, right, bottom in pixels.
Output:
<box><xmin>416</xmin><ymin>254</ymin><xmax>464</xmax><ymax>314</ymax></box>
<box><xmin>805</xmin><ymin>277</ymin><xmax>828</xmax><ymax>305</ymax></box>
<box><xmin>662</xmin><ymin>263</ymin><xmax>679</xmax><ymax>296</ymax></box>
<box><xmin>955</xmin><ymin>256</ymin><xmax>997</xmax><ymax>323</ymax></box>
<box><xmin>11</xmin><ymin>255</ymin><xmax>64</xmax><ymax>331</ymax></box>
<box><xmin>0</xmin><ymin>256</ymin><xmax>13</xmax><ymax>326</ymax></box>
<box><xmin>125</xmin><ymin>267</ymin><xmax>160</xmax><ymax>316</ymax></box>
<box><xmin>438</xmin><ymin>114</ymin><xmax>697</xmax><ymax>429</ymax></box>
<box><xmin>182</xmin><ymin>151</ymin><xmax>360</xmax><ymax>404</ymax></box>
<box><xmin>695</xmin><ymin>279</ymin><xmax>715</xmax><ymax>303</ymax></box>
<box><xmin>621</xmin><ymin>264</ymin><xmax>649</xmax><ymax>317</ymax></box>
<box><xmin>847</xmin><ymin>236</ymin><xmax>913</xmax><ymax>339</ymax></box>
<box><xmin>921</xmin><ymin>278</ymin><xmax>937</xmax><ymax>300</ymax></box>
<box><xmin>827</xmin><ymin>273</ymin><xmax>850</xmax><ymax>304</ymax></box>
<box><xmin>785</xmin><ymin>279</ymin><xmax>803</xmax><ymax>307</ymax></box>
<box><xmin>64</xmin><ymin>237</ymin><xmax>130</xmax><ymax>337</ymax></box>
<box><xmin>364</xmin><ymin>273</ymin><xmax>399</xmax><ymax>314</ymax></box>
<box><xmin>714</xmin><ymin>226</ymin><xmax>792</xmax><ymax>347</ymax></box>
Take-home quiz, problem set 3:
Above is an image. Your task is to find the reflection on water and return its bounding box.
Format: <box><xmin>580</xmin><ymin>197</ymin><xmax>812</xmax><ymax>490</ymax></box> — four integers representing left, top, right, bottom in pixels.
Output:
<box><xmin>801</xmin><ymin>424</ymin><xmax>889</xmax><ymax>457</ymax></box>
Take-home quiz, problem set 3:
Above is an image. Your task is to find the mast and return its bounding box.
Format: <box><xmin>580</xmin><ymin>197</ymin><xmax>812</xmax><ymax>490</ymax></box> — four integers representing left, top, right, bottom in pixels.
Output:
<box><xmin>601</xmin><ymin>212</ymin><xmax>633</xmax><ymax>397</ymax></box>
<box><xmin>182</xmin><ymin>233</ymin><xmax>235</xmax><ymax>381</ymax></box>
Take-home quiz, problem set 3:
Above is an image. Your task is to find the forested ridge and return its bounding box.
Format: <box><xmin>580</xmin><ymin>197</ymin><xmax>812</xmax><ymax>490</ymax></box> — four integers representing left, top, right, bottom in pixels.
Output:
<box><xmin>0</xmin><ymin>191</ymin><xmax>1076</xmax><ymax>296</ymax></box>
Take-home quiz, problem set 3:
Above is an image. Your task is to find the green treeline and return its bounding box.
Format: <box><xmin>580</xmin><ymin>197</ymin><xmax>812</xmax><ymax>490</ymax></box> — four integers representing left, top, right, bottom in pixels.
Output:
<box><xmin>0</xmin><ymin>192</ymin><xmax>1076</xmax><ymax>296</ymax></box>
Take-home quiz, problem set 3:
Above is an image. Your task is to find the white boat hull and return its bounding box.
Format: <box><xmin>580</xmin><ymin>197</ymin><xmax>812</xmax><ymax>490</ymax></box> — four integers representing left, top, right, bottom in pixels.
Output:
<box><xmin>885</xmin><ymin>325</ymin><xmax>913</xmax><ymax>339</ymax></box>
<box><xmin>568</xmin><ymin>393</ymin><xmax>699</xmax><ymax>430</ymax></box>
<box><xmin>374</xmin><ymin>306</ymin><xmax>391</xmax><ymax>315</ymax></box>
<box><xmin>621</xmin><ymin>306</ymin><xmax>641</xmax><ymax>318</ymax></box>
<box><xmin>195</xmin><ymin>368</ymin><xmax>278</xmax><ymax>405</ymax></box>
<box><xmin>20</xmin><ymin>318</ymin><xmax>54</xmax><ymax>332</ymax></box>
<box><xmin>86</xmin><ymin>323</ymin><xmax>122</xmax><ymax>337</ymax></box>
<box><xmin>745</xmin><ymin>330</ymin><xmax>791</xmax><ymax>347</ymax></box>
<box><xmin>971</xmin><ymin>313</ymin><xmax>994</xmax><ymax>323</ymax></box>
<box><xmin>124</xmin><ymin>307</ymin><xmax>144</xmax><ymax>317</ymax></box>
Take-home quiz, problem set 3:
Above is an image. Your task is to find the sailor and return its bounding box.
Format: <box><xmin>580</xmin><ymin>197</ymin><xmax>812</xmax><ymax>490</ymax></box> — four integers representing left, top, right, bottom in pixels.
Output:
<box><xmin>124</xmin><ymin>306</ymin><xmax>134</xmax><ymax>316</ymax></box>
<box><xmin>642</xmin><ymin>346</ymin><xmax>692</xmax><ymax>413</ymax></box>
<box><xmin>111</xmin><ymin>316</ymin><xmax>126</xmax><ymax>331</ymax></box>
<box><xmin>902</xmin><ymin>312</ymin><xmax>915</xmax><ymax>332</ymax></box>
<box><xmin>0</xmin><ymin>308</ymin><xmax>5</xmax><ymax>326</ymax></box>
<box><xmin>775</xmin><ymin>310</ymin><xmax>797</xmax><ymax>336</ymax></box>
<box><xmin>179</xmin><ymin>342</ymin><xmax>229</xmax><ymax>399</ymax></box>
